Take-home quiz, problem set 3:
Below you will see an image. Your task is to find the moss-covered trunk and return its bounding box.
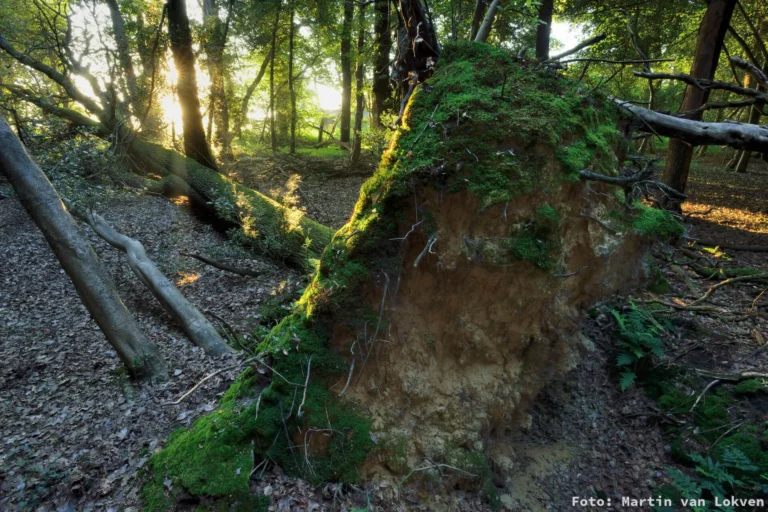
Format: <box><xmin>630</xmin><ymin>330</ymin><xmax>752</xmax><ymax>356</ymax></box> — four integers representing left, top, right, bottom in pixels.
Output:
<box><xmin>128</xmin><ymin>138</ymin><xmax>333</xmax><ymax>272</ymax></box>
<box><xmin>144</xmin><ymin>43</ymin><xmax>681</xmax><ymax>510</ymax></box>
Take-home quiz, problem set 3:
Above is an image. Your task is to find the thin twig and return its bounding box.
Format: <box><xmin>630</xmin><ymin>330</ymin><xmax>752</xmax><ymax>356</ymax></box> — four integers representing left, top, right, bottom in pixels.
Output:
<box><xmin>297</xmin><ymin>355</ymin><xmax>312</xmax><ymax>418</ymax></box>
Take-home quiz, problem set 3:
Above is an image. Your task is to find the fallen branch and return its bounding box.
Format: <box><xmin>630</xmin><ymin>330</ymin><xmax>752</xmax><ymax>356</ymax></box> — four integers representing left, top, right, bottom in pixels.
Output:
<box><xmin>690</xmin><ymin>379</ymin><xmax>720</xmax><ymax>413</ymax></box>
<box><xmin>163</xmin><ymin>357</ymin><xmax>256</xmax><ymax>406</ymax></box>
<box><xmin>692</xmin><ymin>272</ymin><xmax>768</xmax><ymax>305</ymax></box>
<box><xmin>692</xmin><ymin>369</ymin><xmax>768</xmax><ymax>381</ymax></box>
<box><xmin>691</xmin><ymin>239</ymin><xmax>768</xmax><ymax>253</ymax></box>
<box><xmin>611</xmin><ymin>99</ymin><xmax>768</xmax><ymax>152</ymax></box>
<box><xmin>180</xmin><ymin>251</ymin><xmax>262</xmax><ymax>277</ymax></box>
<box><xmin>77</xmin><ymin>211</ymin><xmax>233</xmax><ymax>356</ymax></box>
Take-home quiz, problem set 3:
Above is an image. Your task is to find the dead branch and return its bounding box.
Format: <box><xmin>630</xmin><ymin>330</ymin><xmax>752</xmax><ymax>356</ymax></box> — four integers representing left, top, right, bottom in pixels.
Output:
<box><xmin>163</xmin><ymin>357</ymin><xmax>256</xmax><ymax>406</ymax></box>
<box><xmin>693</xmin><ymin>369</ymin><xmax>768</xmax><ymax>381</ymax></box>
<box><xmin>691</xmin><ymin>239</ymin><xmax>768</xmax><ymax>252</ymax></box>
<box><xmin>558</xmin><ymin>57</ymin><xmax>674</xmax><ymax>65</ymax></box>
<box><xmin>690</xmin><ymin>379</ymin><xmax>720</xmax><ymax>412</ymax></box>
<box><xmin>545</xmin><ymin>33</ymin><xmax>607</xmax><ymax>63</ymax></box>
<box><xmin>180</xmin><ymin>251</ymin><xmax>262</xmax><ymax>277</ymax></box>
<box><xmin>729</xmin><ymin>56</ymin><xmax>768</xmax><ymax>89</ymax></box>
<box><xmin>612</xmin><ymin>99</ymin><xmax>768</xmax><ymax>152</ymax></box>
<box><xmin>692</xmin><ymin>273</ymin><xmax>768</xmax><ymax>305</ymax></box>
<box><xmin>77</xmin><ymin>211</ymin><xmax>233</xmax><ymax>356</ymax></box>
<box><xmin>633</xmin><ymin>71</ymin><xmax>767</xmax><ymax>99</ymax></box>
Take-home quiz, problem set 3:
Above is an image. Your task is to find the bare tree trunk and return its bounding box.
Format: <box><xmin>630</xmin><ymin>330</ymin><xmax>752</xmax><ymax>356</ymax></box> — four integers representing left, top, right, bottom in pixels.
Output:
<box><xmin>341</xmin><ymin>0</ymin><xmax>354</xmax><ymax>143</ymax></box>
<box><xmin>269</xmin><ymin>3</ymin><xmax>281</xmax><ymax>151</ymax></box>
<box><xmin>535</xmin><ymin>0</ymin><xmax>554</xmax><ymax>61</ymax></box>
<box><xmin>470</xmin><ymin>0</ymin><xmax>487</xmax><ymax>41</ymax></box>
<box><xmin>203</xmin><ymin>0</ymin><xmax>233</xmax><ymax>160</ymax></box>
<box><xmin>80</xmin><ymin>212</ymin><xmax>233</xmax><ymax>357</ymax></box>
<box><xmin>0</xmin><ymin>117</ymin><xmax>168</xmax><ymax>382</ymax></box>
<box><xmin>168</xmin><ymin>0</ymin><xmax>218</xmax><ymax>169</ymax></box>
<box><xmin>473</xmin><ymin>0</ymin><xmax>502</xmax><ymax>43</ymax></box>
<box><xmin>662</xmin><ymin>0</ymin><xmax>736</xmax><ymax>199</ymax></box>
<box><xmin>105</xmin><ymin>0</ymin><xmax>140</xmax><ymax>119</ymax></box>
<box><xmin>289</xmin><ymin>1</ymin><xmax>297</xmax><ymax>154</ymax></box>
<box><xmin>351</xmin><ymin>3</ymin><xmax>366</xmax><ymax>164</ymax></box>
<box><xmin>372</xmin><ymin>0</ymin><xmax>393</xmax><ymax>129</ymax></box>
<box><xmin>234</xmin><ymin>50</ymin><xmax>272</xmax><ymax>138</ymax></box>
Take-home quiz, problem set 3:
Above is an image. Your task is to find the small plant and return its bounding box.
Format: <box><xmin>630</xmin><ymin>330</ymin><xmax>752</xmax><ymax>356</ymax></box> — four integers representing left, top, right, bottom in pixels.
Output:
<box><xmin>610</xmin><ymin>302</ymin><xmax>667</xmax><ymax>390</ymax></box>
<box><xmin>660</xmin><ymin>448</ymin><xmax>768</xmax><ymax>512</ymax></box>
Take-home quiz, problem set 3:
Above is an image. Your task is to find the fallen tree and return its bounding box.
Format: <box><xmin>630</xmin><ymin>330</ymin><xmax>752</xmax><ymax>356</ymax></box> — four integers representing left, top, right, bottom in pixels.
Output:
<box><xmin>141</xmin><ymin>42</ymin><xmax>684</xmax><ymax>508</ymax></box>
<box><xmin>77</xmin><ymin>210</ymin><xmax>233</xmax><ymax>357</ymax></box>
<box><xmin>0</xmin><ymin>117</ymin><xmax>168</xmax><ymax>382</ymax></box>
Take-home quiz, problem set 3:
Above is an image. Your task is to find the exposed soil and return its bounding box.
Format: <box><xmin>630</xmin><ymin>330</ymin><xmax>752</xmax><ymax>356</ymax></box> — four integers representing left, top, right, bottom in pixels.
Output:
<box><xmin>1</xmin><ymin>153</ymin><xmax>767</xmax><ymax>511</ymax></box>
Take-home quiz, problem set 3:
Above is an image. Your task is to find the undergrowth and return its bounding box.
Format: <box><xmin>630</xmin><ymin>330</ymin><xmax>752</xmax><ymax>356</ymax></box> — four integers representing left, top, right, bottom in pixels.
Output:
<box><xmin>606</xmin><ymin>299</ymin><xmax>768</xmax><ymax>511</ymax></box>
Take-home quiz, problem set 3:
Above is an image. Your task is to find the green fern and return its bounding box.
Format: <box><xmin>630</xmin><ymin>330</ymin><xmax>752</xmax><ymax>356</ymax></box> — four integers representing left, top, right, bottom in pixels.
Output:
<box><xmin>619</xmin><ymin>371</ymin><xmax>636</xmax><ymax>391</ymax></box>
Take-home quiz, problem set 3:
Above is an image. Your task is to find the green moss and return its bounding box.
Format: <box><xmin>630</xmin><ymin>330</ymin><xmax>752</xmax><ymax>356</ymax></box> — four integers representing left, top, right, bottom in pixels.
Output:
<box><xmin>734</xmin><ymin>379</ymin><xmax>765</xmax><ymax>395</ymax></box>
<box><xmin>647</xmin><ymin>267</ymin><xmax>672</xmax><ymax>295</ymax></box>
<box><xmin>632</xmin><ymin>203</ymin><xmax>684</xmax><ymax>238</ymax></box>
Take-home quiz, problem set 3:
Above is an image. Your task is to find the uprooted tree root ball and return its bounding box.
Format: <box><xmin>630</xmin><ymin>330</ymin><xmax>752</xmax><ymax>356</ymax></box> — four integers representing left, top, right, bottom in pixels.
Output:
<box><xmin>143</xmin><ymin>42</ymin><xmax>682</xmax><ymax>509</ymax></box>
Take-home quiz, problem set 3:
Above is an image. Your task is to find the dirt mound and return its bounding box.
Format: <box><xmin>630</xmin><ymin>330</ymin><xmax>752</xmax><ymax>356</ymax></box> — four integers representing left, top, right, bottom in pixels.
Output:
<box><xmin>347</xmin><ymin>183</ymin><xmax>650</xmax><ymax>478</ymax></box>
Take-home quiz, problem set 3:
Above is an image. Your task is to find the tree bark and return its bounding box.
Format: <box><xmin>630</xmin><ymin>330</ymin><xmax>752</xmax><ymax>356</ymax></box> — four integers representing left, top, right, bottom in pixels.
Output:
<box><xmin>80</xmin><ymin>211</ymin><xmax>233</xmax><ymax>357</ymax></box>
<box><xmin>105</xmin><ymin>0</ymin><xmax>140</xmax><ymax>119</ymax></box>
<box><xmin>341</xmin><ymin>0</ymin><xmax>354</xmax><ymax>143</ymax></box>
<box><xmin>372</xmin><ymin>0</ymin><xmax>393</xmax><ymax>129</ymax></box>
<box><xmin>614</xmin><ymin>99</ymin><xmax>768</xmax><ymax>152</ymax></box>
<box><xmin>233</xmin><ymin>50</ymin><xmax>272</xmax><ymax>138</ymax></box>
<box><xmin>535</xmin><ymin>0</ymin><xmax>554</xmax><ymax>61</ymax></box>
<box><xmin>167</xmin><ymin>0</ymin><xmax>218</xmax><ymax>169</ymax></box>
<box><xmin>661</xmin><ymin>0</ymin><xmax>736</xmax><ymax>197</ymax></box>
<box><xmin>470</xmin><ymin>0</ymin><xmax>487</xmax><ymax>41</ymax></box>
<box><xmin>0</xmin><ymin>117</ymin><xmax>168</xmax><ymax>382</ymax></box>
<box><xmin>203</xmin><ymin>0</ymin><xmax>233</xmax><ymax>160</ymax></box>
<box><xmin>269</xmin><ymin>3</ymin><xmax>281</xmax><ymax>151</ymax></box>
<box><xmin>473</xmin><ymin>0</ymin><xmax>502</xmax><ymax>43</ymax></box>
<box><xmin>351</xmin><ymin>3</ymin><xmax>366</xmax><ymax>164</ymax></box>
<box><xmin>288</xmin><ymin>1</ymin><xmax>297</xmax><ymax>154</ymax></box>
<box><xmin>126</xmin><ymin>138</ymin><xmax>334</xmax><ymax>272</ymax></box>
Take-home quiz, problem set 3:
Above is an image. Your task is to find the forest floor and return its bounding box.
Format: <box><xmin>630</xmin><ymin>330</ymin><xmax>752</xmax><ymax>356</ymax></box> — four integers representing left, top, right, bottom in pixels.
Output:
<box><xmin>1</xmin><ymin>151</ymin><xmax>767</xmax><ymax>511</ymax></box>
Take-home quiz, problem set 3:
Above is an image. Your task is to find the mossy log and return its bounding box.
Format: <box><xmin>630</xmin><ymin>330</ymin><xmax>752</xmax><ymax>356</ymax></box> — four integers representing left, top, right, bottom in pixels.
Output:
<box><xmin>144</xmin><ymin>43</ymin><xmax>682</xmax><ymax>509</ymax></box>
<box><xmin>128</xmin><ymin>138</ymin><xmax>334</xmax><ymax>272</ymax></box>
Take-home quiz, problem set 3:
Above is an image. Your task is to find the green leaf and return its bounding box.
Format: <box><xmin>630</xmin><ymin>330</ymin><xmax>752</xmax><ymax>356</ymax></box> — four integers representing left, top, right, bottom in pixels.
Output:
<box><xmin>619</xmin><ymin>370</ymin><xmax>636</xmax><ymax>391</ymax></box>
<box><xmin>616</xmin><ymin>352</ymin><xmax>634</xmax><ymax>366</ymax></box>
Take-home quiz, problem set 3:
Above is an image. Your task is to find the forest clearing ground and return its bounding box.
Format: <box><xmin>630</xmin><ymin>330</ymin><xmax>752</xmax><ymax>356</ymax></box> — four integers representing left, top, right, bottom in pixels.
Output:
<box><xmin>0</xmin><ymin>193</ymin><xmax>305</xmax><ymax>510</ymax></box>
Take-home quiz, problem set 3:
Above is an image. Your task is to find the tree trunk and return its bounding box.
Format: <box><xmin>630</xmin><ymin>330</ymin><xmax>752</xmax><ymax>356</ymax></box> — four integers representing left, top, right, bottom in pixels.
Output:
<box><xmin>473</xmin><ymin>0</ymin><xmax>502</xmax><ymax>43</ymax></box>
<box><xmin>80</xmin><ymin>211</ymin><xmax>233</xmax><ymax>357</ymax></box>
<box><xmin>126</xmin><ymin>138</ymin><xmax>334</xmax><ymax>272</ymax></box>
<box><xmin>105</xmin><ymin>0</ymin><xmax>140</xmax><ymax>119</ymax></box>
<box><xmin>167</xmin><ymin>0</ymin><xmax>218</xmax><ymax>169</ymax></box>
<box><xmin>350</xmin><ymin>3</ymin><xmax>366</xmax><ymax>164</ymax></box>
<box><xmin>233</xmin><ymin>50</ymin><xmax>272</xmax><ymax>138</ymax></box>
<box><xmin>340</xmin><ymin>0</ymin><xmax>354</xmax><ymax>143</ymax></box>
<box><xmin>269</xmin><ymin>4</ymin><xmax>281</xmax><ymax>152</ymax></box>
<box><xmin>535</xmin><ymin>0</ymin><xmax>554</xmax><ymax>61</ymax></box>
<box><xmin>470</xmin><ymin>0</ymin><xmax>487</xmax><ymax>41</ymax></box>
<box><xmin>372</xmin><ymin>0</ymin><xmax>393</xmax><ymax>129</ymax></box>
<box><xmin>289</xmin><ymin>2</ymin><xmax>297</xmax><ymax>154</ymax></box>
<box><xmin>662</xmin><ymin>0</ymin><xmax>736</xmax><ymax>198</ymax></box>
<box><xmin>735</xmin><ymin>18</ymin><xmax>767</xmax><ymax>173</ymax></box>
<box><xmin>0</xmin><ymin>117</ymin><xmax>168</xmax><ymax>382</ymax></box>
<box><xmin>203</xmin><ymin>0</ymin><xmax>233</xmax><ymax>160</ymax></box>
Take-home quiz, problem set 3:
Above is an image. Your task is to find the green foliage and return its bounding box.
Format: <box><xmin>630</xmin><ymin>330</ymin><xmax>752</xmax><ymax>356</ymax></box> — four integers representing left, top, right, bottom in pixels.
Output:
<box><xmin>610</xmin><ymin>303</ymin><xmax>666</xmax><ymax>389</ymax></box>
